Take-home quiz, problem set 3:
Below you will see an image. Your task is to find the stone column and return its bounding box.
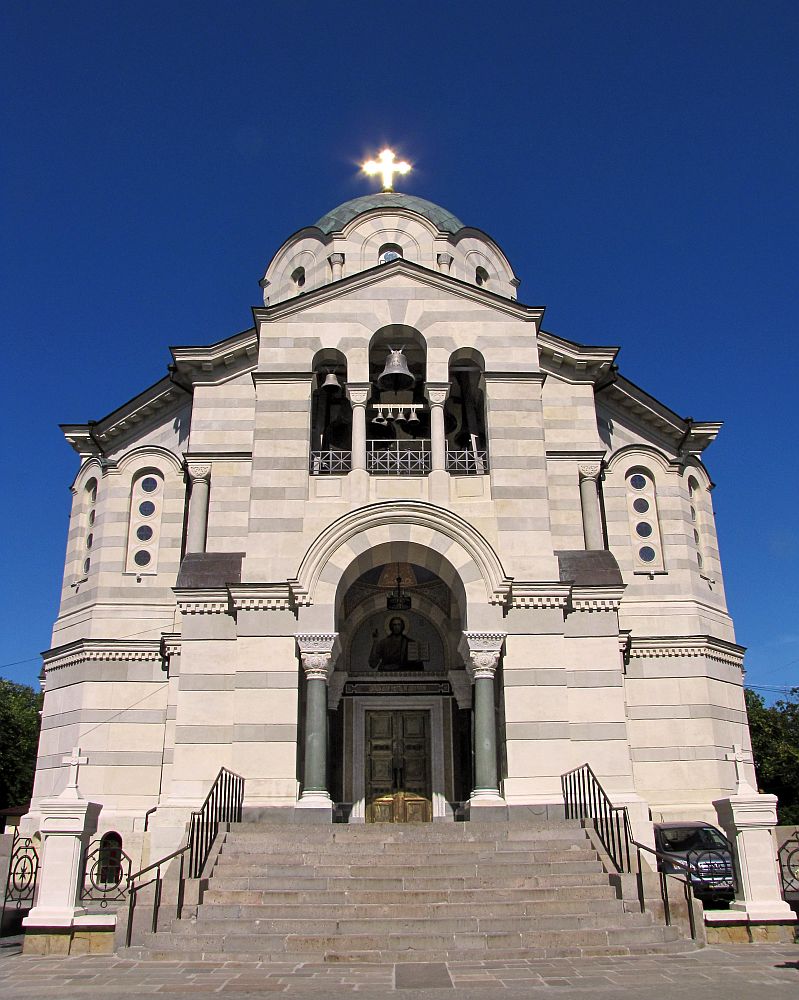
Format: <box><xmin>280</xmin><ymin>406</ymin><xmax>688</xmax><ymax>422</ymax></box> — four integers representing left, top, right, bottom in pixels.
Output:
<box><xmin>328</xmin><ymin>253</ymin><xmax>345</xmax><ymax>281</ymax></box>
<box><xmin>436</xmin><ymin>253</ymin><xmax>453</xmax><ymax>274</ymax></box>
<box><xmin>23</xmin><ymin>749</ymin><xmax>108</xmax><ymax>952</ymax></box>
<box><xmin>426</xmin><ymin>382</ymin><xmax>449</xmax><ymax>503</ymax></box>
<box><xmin>578</xmin><ymin>462</ymin><xmax>605</xmax><ymax>551</ymax></box>
<box><xmin>296</xmin><ymin>633</ymin><xmax>339</xmax><ymax>822</ymax></box>
<box><xmin>185</xmin><ymin>463</ymin><xmax>211</xmax><ymax>554</ymax></box>
<box><xmin>347</xmin><ymin>383</ymin><xmax>370</xmax><ymax>503</ymax></box>
<box><xmin>461</xmin><ymin>632</ymin><xmax>507</xmax><ymax>819</ymax></box>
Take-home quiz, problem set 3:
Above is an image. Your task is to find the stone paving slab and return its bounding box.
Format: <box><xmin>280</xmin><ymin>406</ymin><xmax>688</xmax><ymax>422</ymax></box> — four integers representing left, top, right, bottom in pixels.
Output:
<box><xmin>0</xmin><ymin>938</ymin><xmax>796</xmax><ymax>998</ymax></box>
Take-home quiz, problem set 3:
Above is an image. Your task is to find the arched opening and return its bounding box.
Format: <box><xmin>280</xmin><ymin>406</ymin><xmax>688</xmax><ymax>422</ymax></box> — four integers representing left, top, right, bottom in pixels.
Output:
<box><xmin>324</xmin><ymin>557</ymin><xmax>472</xmax><ymax>822</ymax></box>
<box><xmin>378</xmin><ymin>243</ymin><xmax>403</xmax><ymax>264</ymax></box>
<box><xmin>367</xmin><ymin>326</ymin><xmax>429</xmax><ymax>475</ymax></box>
<box><xmin>445</xmin><ymin>349</ymin><xmax>488</xmax><ymax>474</ymax></box>
<box><xmin>97</xmin><ymin>831</ymin><xmax>123</xmax><ymax>886</ymax></box>
<box><xmin>310</xmin><ymin>349</ymin><xmax>352</xmax><ymax>474</ymax></box>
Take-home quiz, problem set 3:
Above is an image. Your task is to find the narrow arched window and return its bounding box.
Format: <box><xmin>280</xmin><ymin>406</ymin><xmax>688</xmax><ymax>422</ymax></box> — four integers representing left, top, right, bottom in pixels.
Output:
<box><xmin>687</xmin><ymin>476</ymin><xmax>711</xmax><ymax>577</ymax></box>
<box><xmin>291</xmin><ymin>266</ymin><xmax>306</xmax><ymax>289</ymax></box>
<box><xmin>378</xmin><ymin>243</ymin><xmax>403</xmax><ymax>264</ymax></box>
<box><xmin>98</xmin><ymin>832</ymin><xmax>123</xmax><ymax>886</ymax></box>
<box><xmin>126</xmin><ymin>471</ymin><xmax>164</xmax><ymax>574</ymax></box>
<box><xmin>627</xmin><ymin>468</ymin><xmax>665</xmax><ymax>572</ymax></box>
<box><xmin>475</xmin><ymin>266</ymin><xmax>489</xmax><ymax>287</ymax></box>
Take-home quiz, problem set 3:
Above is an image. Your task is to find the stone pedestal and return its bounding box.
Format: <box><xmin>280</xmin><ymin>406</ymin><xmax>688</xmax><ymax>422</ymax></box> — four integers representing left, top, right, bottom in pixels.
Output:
<box><xmin>23</xmin><ymin>792</ymin><xmax>103</xmax><ymax>945</ymax></box>
<box><xmin>714</xmin><ymin>791</ymin><xmax>796</xmax><ymax>921</ymax></box>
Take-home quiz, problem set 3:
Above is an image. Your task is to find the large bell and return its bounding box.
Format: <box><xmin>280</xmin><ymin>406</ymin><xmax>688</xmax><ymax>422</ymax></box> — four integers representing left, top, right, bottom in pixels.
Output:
<box><xmin>320</xmin><ymin>371</ymin><xmax>342</xmax><ymax>395</ymax></box>
<box><xmin>376</xmin><ymin>348</ymin><xmax>415</xmax><ymax>392</ymax></box>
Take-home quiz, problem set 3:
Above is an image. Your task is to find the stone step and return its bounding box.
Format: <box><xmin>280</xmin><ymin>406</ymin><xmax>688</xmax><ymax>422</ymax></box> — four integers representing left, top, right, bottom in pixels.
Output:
<box><xmin>201</xmin><ymin>883</ymin><xmax>618</xmax><ymax>906</ymax></box>
<box><xmin>219</xmin><ymin>838</ymin><xmax>593</xmax><ymax>857</ymax></box>
<box><xmin>196</xmin><ymin>897</ymin><xmax>627</xmax><ymax>919</ymax></box>
<box><xmin>215</xmin><ymin>847</ymin><xmax>598</xmax><ymax>866</ymax></box>
<box><xmin>224</xmin><ymin>823</ymin><xmax>585</xmax><ymax>844</ymax></box>
<box><xmin>212</xmin><ymin>859</ymin><xmax>604</xmax><ymax>879</ymax></box>
<box><xmin>207</xmin><ymin>871</ymin><xmax>614</xmax><ymax>892</ymax></box>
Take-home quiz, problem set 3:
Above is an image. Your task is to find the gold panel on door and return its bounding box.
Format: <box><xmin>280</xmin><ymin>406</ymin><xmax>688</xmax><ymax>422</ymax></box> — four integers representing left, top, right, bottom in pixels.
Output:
<box><xmin>365</xmin><ymin>710</ymin><xmax>432</xmax><ymax>823</ymax></box>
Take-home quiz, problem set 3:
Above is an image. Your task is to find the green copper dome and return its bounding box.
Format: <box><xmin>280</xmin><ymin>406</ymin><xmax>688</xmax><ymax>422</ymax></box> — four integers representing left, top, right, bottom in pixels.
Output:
<box><xmin>315</xmin><ymin>194</ymin><xmax>465</xmax><ymax>235</ymax></box>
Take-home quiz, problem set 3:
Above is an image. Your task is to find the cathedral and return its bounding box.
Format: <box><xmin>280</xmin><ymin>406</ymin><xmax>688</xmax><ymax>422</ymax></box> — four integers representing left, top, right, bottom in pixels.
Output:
<box><xmin>28</xmin><ymin>156</ymin><xmax>753</xmax><ymax>866</ymax></box>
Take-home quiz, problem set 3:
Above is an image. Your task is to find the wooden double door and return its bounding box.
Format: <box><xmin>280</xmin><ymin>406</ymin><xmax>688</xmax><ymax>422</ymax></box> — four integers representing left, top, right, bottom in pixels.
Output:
<box><xmin>365</xmin><ymin>710</ymin><xmax>432</xmax><ymax>823</ymax></box>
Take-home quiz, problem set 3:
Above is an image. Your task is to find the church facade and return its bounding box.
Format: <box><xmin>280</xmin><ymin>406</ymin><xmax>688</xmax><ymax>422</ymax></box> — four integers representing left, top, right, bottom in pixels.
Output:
<box><xmin>28</xmin><ymin>189</ymin><xmax>752</xmax><ymax>861</ymax></box>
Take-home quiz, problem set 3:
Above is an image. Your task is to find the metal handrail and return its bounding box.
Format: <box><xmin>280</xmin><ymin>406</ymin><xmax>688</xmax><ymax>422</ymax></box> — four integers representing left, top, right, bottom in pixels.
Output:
<box><xmin>125</xmin><ymin>767</ymin><xmax>244</xmax><ymax>946</ymax></box>
<box><xmin>561</xmin><ymin>763</ymin><xmax>714</xmax><ymax>941</ymax></box>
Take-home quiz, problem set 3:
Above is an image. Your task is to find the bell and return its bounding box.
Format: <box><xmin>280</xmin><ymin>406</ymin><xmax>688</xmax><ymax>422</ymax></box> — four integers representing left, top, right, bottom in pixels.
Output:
<box><xmin>407</xmin><ymin>408</ymin><xmax>420</xmax><ymax>425</ymax></box>
<box><xmin>372</xmin><ymin>412</ymin><xmax>387</xmax><ymax>425</ymax></box>
<box><xmin>320</xmin><ymin>371</ymin><xmax>342</xmax><ymax>395</ymax></box>
<box><xmin>376</xmin><ymin>348</ymin><xmax>414</xmax><ymax>392</ymax></box>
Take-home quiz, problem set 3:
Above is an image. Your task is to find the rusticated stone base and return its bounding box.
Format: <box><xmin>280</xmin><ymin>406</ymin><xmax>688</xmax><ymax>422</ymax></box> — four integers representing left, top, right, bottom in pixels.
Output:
<box><xmin>705</xmin><ymin>920</ymin><xmax>798</xmax><ymax>944</ymax></box>
<box><xmin>23</xmin><ymin>927</ymin><xmax>115</xmax><ymax>956</ymax></box>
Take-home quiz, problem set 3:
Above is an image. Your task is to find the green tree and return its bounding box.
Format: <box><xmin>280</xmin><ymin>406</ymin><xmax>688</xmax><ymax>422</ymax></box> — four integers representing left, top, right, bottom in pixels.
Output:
<box><xmin>0</xmin><ymin>679</ymin><xmax>43</xmax><ymax>811</ymax></box>
<box><xmin>745</xmin><ymin>687</ymin><xmax>799</xmax><ymax>825</ymax></box>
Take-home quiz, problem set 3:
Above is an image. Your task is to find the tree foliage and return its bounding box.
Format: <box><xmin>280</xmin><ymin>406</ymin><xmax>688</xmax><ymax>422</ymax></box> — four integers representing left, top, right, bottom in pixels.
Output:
<box><xmin>745</xmin><ymin>687</ymin><xmax>799</xmax><ymax>825</ymax></box>
<box><xmin>0</xmin><ymin>679</ymin><xmax>43</xmax><ymax>812</ymax></box>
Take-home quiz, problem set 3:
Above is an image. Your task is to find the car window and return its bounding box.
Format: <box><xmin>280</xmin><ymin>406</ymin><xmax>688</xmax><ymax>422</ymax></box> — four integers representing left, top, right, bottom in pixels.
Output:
<box><xmin>657</xmin><ymin>826</ymin><xmax>727</xmax><ymax>852</ymax></box>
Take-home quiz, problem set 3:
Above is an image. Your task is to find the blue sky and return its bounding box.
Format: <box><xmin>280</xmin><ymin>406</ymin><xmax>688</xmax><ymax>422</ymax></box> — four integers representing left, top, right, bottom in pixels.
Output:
<box><xmin>2</xmin><ymin>2</ymin><xmax>797</xmax><ymax>699</ymax></box>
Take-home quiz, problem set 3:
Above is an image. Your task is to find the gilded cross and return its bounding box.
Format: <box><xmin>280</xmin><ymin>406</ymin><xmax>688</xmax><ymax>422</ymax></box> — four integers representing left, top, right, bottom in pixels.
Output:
<box><xmin>362</xmin><ymin>149</ymin><xmax>411</xmax><ymax>192</ymax></box>
<box><xmin>725</xmin><ymin>743</ymin><xmax>755</xmax><ymax>793</ymax></box>
<box><xmin>62</xmin><ymin>746</ymin><xmax>88</xmax><ymax>793</ymax></box>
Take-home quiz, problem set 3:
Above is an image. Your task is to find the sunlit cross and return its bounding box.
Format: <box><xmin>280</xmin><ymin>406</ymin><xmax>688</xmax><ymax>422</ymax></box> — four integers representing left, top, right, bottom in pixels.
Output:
<box><xmin>362</xmin><ymin>149</ymin><xmax>411</xmax><ymax>192</ymax></box>
<box><xmin>62</xmin><ymin>746</ymin><xmax>88</xmax><ymax>796</ymax></box>
<box><xmin>726</xmin><ymin>743</ymin><xmax>755</xmax><ymax>794</ymax></box>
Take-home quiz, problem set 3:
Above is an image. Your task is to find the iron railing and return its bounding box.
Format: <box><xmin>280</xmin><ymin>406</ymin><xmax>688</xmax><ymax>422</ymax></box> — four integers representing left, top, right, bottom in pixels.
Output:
<box><xmin>80</xmin><ymin>838</ymin><xmax>131</xmax><ymax>907</ymax></box>
<box><xmin>778</xmin><ymin>830</ymin><xmax>799</xmax><ymax>903</ymax></box>
<box><xmin>561</xmin><ymin>763</ymin><xmax>722</xmax><ymax>941</ymax></box>
<box><xmin>125</xmin><ymin>767</ymin><xmax>244</xmax><ymax>946</ymax></box>
<box><xmin>446</xmin><ymin>448</ymin><xmax>489</xmax><ymax>475</ymax></box>
<box><xmin>2</xmin><ymin>830</ymin><xmax>38</xmax><ymax>913</ymax></box>
<box><xmin>367</xmin><ymin>440</ymin><xmax>431</xmax><ymax>475</ymax></box>
<box><xmin>310</xmin><ymin>450</ymin><xmax>352</xmax><ymax>475</ymax></box>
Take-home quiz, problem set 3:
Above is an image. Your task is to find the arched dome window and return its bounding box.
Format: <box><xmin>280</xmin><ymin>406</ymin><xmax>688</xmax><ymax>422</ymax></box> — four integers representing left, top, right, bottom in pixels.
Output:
<box><xmin>291</xmin><ymin>266</ymin><xmax>306</xmax><ymax>289</ymax></box>
<box><xmin>475</xmin><ymin>266</ymin><xmax>490</xmax><ymax>287</ymax></box>
<box><xmin>378</xmin><ymin>244</ymin><xmax>403</xmax><ymax>265</ymax></box>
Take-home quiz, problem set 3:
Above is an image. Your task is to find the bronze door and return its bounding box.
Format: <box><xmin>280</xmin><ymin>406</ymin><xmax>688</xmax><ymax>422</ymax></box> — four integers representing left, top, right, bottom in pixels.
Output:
<box><xmin>365</xmin><ymin>710</ymin><xmax>432</xmax><ymax>822</ymax></box>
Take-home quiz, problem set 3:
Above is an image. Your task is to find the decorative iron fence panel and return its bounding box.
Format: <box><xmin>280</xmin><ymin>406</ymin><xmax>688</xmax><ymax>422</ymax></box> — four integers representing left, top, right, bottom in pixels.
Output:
<box><xmin>446</xmin><ymin>449</ymin><xmax>489</xmax><ymax>475</ymax></box>
<box><xmin>3</xmin><ymin>830</ymin><xmax>38</xmax><ymax>910</ymax></box>
<box><xmin>778</xmin><ymin>831</ymin><xmax>799</xmax><ymax>902</ymax></box>
<box><xmin>81</xmin><ymin>839</ymin><xmax>132</xmax><ymax>906</ymax></box>
<box><xmin>367</xmin><ymin>441</ymin><xmax>431</xmax><ymax>476</ymax></box>
<box><xmin>310</xmin><ymin>450</ymin><xmax>352</xmax><ymax>475</ymax></box>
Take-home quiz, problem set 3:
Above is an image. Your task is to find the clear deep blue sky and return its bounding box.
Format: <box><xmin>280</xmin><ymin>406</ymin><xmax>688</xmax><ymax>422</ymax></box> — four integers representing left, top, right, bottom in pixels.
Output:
<box><xmin>2</xmin><ymin>2</ymin><xmax>797</xmax><ymax>698</ymax></box>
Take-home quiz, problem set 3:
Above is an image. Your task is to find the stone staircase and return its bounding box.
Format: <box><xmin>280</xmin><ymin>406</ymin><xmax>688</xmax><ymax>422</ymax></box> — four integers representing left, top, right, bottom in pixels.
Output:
<box><xmin>127</xmin><ymin>820</ymin><xmax>694</xmax><ymax>962</ymax></box>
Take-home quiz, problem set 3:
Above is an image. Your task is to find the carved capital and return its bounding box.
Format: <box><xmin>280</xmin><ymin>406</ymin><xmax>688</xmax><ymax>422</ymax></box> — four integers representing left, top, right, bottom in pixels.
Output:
<box><xmin>328</xmin><ymin>253</ymin><xmax>345</xmax><ymax>265</ymax></box>
<box><xmin>296</xmin><ymin>632</ymin><xmax>340</xmax><ymax>682</ymax></box>
<box><xmin>436</xmin><ymin>253</ymin><xmax>454</xmax><ymax>272</ymax></box>
<box><xmin>425</xmin><ymin>382</ymin><xmax>449</xmax><ymax>407</ymax></box>
<box><xmin>186</xmin><ymin>462</ymin><xmax>212</xmax><ymax>484</ymax></box>
<box><xmin>578</xmin><ymin>462</ymin><xmax>601</xmax><ymax>482</ymax></box>
<box><xmin>460</xmin><ymin>631</ymin><xmax>505</xmax><ymax>681</ymax></box>
<box><xmin>346</xmin><ymin>382</ymin><xmax>371</xmax><ymax>407</ymax></box>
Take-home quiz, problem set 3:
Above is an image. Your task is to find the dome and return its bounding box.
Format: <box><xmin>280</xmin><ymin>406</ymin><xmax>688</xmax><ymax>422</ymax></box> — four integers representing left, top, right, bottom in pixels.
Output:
<box><xmin>315</xmin><ymin>194</ymin><xmax>465</xmax><ymax>235</ymax></box>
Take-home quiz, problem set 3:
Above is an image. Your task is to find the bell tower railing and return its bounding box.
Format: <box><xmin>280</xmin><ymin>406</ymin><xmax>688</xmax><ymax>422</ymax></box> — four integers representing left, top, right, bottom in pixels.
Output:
<box><xmin>310</xmin><ymin>450</ymin><xmax>353</xmax><ymax>475</ymax></box>
<box><xmin>367</xmin><ymin>440</ymin><xmax>431</xmax><ymax>475</ymax></box>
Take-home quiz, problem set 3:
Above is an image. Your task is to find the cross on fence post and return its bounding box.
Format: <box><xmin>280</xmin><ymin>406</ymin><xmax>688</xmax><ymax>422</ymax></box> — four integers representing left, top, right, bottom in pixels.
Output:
<box><xmin>725</xmin><ymin>743</ymin><xmax>755</xmax><ymax>794</ymax></box>
<box><xmin>61</xmin><ymin>746</ymin><xmax>88</xmax><ymax>798</ymax></box>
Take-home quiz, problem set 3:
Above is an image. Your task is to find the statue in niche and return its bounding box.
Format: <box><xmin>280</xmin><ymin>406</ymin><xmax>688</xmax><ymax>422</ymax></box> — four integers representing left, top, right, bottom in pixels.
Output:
<box><xmin>369</xmin><ymin>616</ymin><xmax>423</xmax><ymax>672</ymax></box>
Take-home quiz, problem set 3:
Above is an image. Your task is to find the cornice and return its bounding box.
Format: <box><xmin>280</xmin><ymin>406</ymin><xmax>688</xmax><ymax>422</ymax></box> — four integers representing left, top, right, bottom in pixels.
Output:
<box><xmin>252</xmin><ymin>258</ymin><xmax>546</xmax><ymax>324</ymax></box>
<box><xmin>538</xmin><ymin>331</ymin><xmax>618</xmax><ymax>385</ymax></box>
<box><xmin>546</xmin><ymin>450</ymin><xmax>606</xmax><ymax>463</ymax></box>
<box><xmin>508</xmin><ymin>583</ymin><xmax>571</xmax><ymax>610</ymax></box>
<box><xmin>570</xmin><ymin>586</ymin><xmax>625</xmax><ymax>613</ymax></box>
<box><xmin>41</xmin><ymin>639</ymin><xmax>164</xmax><ymax>673</ymax></box>
<box><xmin>628</xmin><ymin>635</ymin><xmax>745</xmax><ymax>668</ymax></box>
<box><xmin>174</xmin><ymin>588</ymin><xmax>230</xmax><ymax>615</ymax></box>
<box><xmin>61</xmin><ymin>379</ymin><xmax>190</xmax><ymax>456</ymax></box>
<box><xmin>229</xmin><ymin>584</ymin><xmax>294</xmax><ymax>612</ymax></box>
<box><xmin>170</xmin><ymin>328</ymin><xmax>258</xmax><ymax>384</ymax></box>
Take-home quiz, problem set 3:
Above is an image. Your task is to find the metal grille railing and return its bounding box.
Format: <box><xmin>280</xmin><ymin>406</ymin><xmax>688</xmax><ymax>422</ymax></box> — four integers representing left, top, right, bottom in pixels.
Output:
<box><xmin>310</xmin><ymin>450</ymin><xmax>352</xmax><ymax>475</ymax></box>
<box><xmin>778</xmin><ymin>831</ymin><xmax>799</xmax><ymax>901</ymax></box>
<box><xmin>367</xmin><ymin>440</ymin><xmax>431</xmax><ymax>475</ymax></box>
<box><xmin>446</xmin><ymin>448</ymin><xmax>489</xmax><ymax>475</ymax></box>
<box><xmin>2</xmin><ymin>830</ymin><xmax>38</xmax><ymax>913</ymax></box>
<box><xmin>81</xmin><ymin>838</ymin><xmax>131</xmax><ymax>906</ymax></box>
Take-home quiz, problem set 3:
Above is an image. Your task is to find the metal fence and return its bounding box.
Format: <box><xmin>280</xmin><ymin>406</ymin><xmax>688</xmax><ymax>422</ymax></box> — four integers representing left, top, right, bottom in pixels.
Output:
<box><xmin>367</xmin><ymin>440</ymin><xmax>431</xmax><ymax>475</ymax></box>
<box><xmin>446</xmin><ymin>448</ymin><xmax>489</xmax><ymax>475</ymax></box>
<box><xmin>2</xmin><ymin>830</ymin><xmax>38</xmax><ymax>913</ymax></box>
<box><xmin>310</xmin><ymin>450</ymin><xmax>352</xmax><ymax>475</ymax></box>
<box><xmin>80</xmin><ymin>836</ymin><xmax>132</xmax><ymax>907</ymax></box>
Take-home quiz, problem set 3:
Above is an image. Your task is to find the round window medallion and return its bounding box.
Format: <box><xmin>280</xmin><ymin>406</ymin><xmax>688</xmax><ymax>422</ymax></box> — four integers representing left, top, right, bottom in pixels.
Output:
<box><xmin>636</xmin><ymin>522</ymin><xmax>653</xmax><ymax>538</ymax></box>
<box><xmin>629</xmin><ymin>474</ymin><xmax>647</xmax><ymax>490</ymax></box>
<box><xmin>638</xmin><ymin>546</ymin><xmax>656</xmax><ymax>563</ymax></box>
<box><xmin>139</xmin><ymin>501</ymin><xmax>155</xmax><ymax>517</ymax></box>
<box><xmin>136</xmin><ymin>525</ymin><xmax>153</xmax><ymax>541</ymax></box>
<box><xmin>134</xmin><ymin>550</ymin><xmax>151</xmax><ymax>567</ymax></box>
<box><xmin>141</xmin><ymin>477</ymin><xmax>159</xmax><ymax>493</ymax></box>
<box><xmin>633</xmin><ymin>498</ymin><xmax>649</xmax><ymax>514</ymax></box>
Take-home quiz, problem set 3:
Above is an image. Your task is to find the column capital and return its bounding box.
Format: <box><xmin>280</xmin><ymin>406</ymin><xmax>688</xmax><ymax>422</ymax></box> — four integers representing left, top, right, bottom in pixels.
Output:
<box><xmin>328</xmin><ymin>252</ymin><xmax>345</xmax><ymax>265</ymax></box>
<box><xmin>347</xmin><ymin>382</ymin><xmax>372</xmax><ymax>407</ymax></box>
<box><xmin>460</xmin><ymin>631</ymin><xmax>505</xmax><ymax>680</ymax></box>
<box><xmin>425</xmin><ymin>382</ymin><xmax>449</xmax><ymax>407</ymax></box>
<box><xmin>436</xmin><ymin>252</ymin><xmax>453</xmax><ymax>273</ymax></box>
<box><xmin>578</xmin><ymin>462</ymin><xmax>602</xmax><ymax>482</ymax></box>
<box><xmin>186</xmin><ymin>462</ymin><xmax>212</xmax><ymax>483</ymax></box>
<box><xmin>296</xmin><ymin>632</ymin><xmax>340</xmax><ymax>681</ymax></box>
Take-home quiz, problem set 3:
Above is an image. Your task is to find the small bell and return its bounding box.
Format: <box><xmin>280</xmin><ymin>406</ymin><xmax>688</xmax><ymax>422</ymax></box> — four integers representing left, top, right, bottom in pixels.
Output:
<box><xmin>320</xmin><ymin>371</ymin><xmax>342</xmax><ymax>395</ymax></box>
<box><xmin>372</xmin><ymin>411</ymin><xmax>387</xmax><ymax>425</ymax></box>
<box><xmin>377</xmin><ymin>347</ymin><xmax>414</xmax><ymax>392</ymax></box>
<box><xmin>407</xmin><ymin>408</ymin><xmax>420</xmax><ymax>425</ymax></box>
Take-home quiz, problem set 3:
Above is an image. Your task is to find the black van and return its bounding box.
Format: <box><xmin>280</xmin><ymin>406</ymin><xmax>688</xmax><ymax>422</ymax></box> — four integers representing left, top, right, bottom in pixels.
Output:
<box><xmin>654</xmin><ymin>821</ymin><xmax>735</xmax><ymax>905</ymax></box>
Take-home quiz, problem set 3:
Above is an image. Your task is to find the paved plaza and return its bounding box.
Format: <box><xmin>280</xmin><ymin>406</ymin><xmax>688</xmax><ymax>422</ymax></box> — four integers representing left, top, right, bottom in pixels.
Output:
<box><xmin>0</xmin><ymin>937</ymin><xmax>796</xmax><ymax>999</ymax></box>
